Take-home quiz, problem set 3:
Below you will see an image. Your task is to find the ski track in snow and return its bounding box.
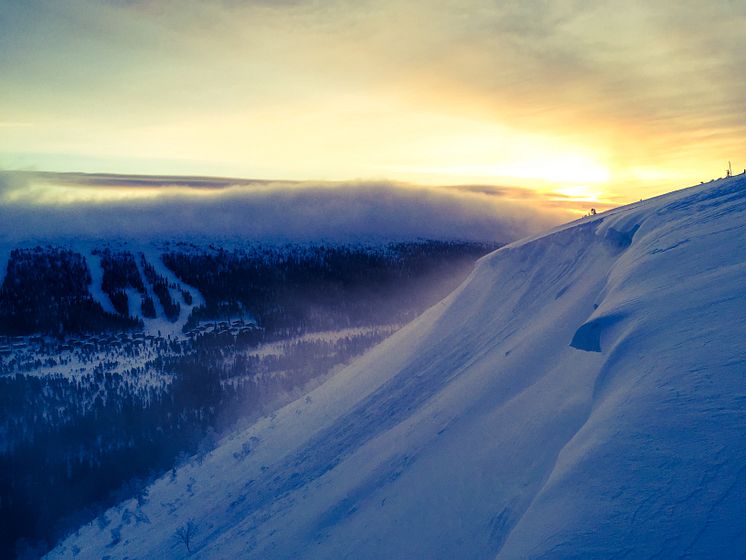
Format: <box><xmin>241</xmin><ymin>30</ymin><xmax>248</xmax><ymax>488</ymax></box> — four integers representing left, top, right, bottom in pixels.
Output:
<box><xmin>124</xmin><ymin>287</ymin><xmax>143</xmax><ymax>319</ymax></box>
<box><xmin>48</xmin><ymin>176</ymin><xmax>746</xmax><ymax>559</ymax></box>
<box><xmin>138</xmin><ymin>247</ymin><xmax>205</xmax><ymax>337</ymax></box>
<box><xmin>132</xmin><ymin>251</ymin><xmax>167</xmax><ymax>330</ymax></box>
<box><xmin>85</xmin><ymin>250</ymin><xmax>117</xmax><ymax>315</ymax></box>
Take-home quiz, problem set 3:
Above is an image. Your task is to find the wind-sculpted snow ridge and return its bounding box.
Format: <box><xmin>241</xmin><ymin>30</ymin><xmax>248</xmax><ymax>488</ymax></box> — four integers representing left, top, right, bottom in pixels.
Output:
<box><xmin>49</xmin><ymin>176</ymin><xmax>746</xmax><ymax>559</ymax></box>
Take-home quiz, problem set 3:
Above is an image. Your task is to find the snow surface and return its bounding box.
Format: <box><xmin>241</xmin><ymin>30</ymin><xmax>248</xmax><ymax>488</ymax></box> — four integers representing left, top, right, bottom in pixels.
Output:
<box><xmin>138</xmin><ymin>248</ymin><xmax>206</xmax><ymax>337</ymax></box>
<box><xmin>49</xmin><ymin>177</ymin><xmax>746</xmax><ymax>559</ymax></box>
<box><xmin>84</xmin><ymin>250</ymin><xmax>118</xmax><ymax>315</ymax></box>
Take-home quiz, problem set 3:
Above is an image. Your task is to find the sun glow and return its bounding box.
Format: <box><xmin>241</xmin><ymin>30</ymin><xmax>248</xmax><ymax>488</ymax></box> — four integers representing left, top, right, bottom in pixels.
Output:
<box><xmin>551</xmin><ymin>185</ymin><xmax>603</xmax><ymax>202</ymax></box>
<box><xmin>395</xmin><ymin>156</ymin><xmax>609</xmax><ymax>186</ymax></box>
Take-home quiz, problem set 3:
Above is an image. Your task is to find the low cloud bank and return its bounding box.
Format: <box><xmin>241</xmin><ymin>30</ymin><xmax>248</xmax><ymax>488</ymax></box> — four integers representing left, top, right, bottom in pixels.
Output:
<box><xmin>0</xmin><ymin>172</ymin><xmax>571</xmax><ymax>245</ymax></box>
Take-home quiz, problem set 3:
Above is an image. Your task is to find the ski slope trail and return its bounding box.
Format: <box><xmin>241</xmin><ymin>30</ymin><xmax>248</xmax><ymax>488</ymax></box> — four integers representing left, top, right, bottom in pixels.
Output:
<box><xmin>49</xmin><ymin>176</ymin><xmax>746</xmax><ymax>559</ymax></box>
<box><xmin>84</xmin><ymin>249</ymin><xmax>118</xmax><ymax>315</ymax></box>
<box><xmin>137</xmin><ymin>248</ymin><xmax>206</xmax><ymax>336</ymax></box>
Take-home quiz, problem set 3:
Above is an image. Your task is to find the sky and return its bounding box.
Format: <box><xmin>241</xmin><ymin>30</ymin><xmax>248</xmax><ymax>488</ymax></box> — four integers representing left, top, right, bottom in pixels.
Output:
<box><xmin>1</xmin><ymin>0</ymin><xmax>745</xmax><ymax>211</ymax></box>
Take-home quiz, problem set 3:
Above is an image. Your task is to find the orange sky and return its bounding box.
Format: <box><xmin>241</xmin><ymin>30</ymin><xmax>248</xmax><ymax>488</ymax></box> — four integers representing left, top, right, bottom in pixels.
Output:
<box><xmin>1</xmin><ymin>1</ymin><xmax>744</xmax><ymax>212</ymax></box>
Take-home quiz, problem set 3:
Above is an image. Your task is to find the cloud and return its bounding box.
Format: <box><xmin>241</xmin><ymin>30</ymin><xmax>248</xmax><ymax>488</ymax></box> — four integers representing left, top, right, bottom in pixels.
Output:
<box><xmin>23</xmin><ymin>171</ymin><xmax>267</xmax><ymax>189</ymax></box>
<box><xmin>0</xmin><ymin>172</ymin><xmax>571</xmax><ymax>245</ymax></box>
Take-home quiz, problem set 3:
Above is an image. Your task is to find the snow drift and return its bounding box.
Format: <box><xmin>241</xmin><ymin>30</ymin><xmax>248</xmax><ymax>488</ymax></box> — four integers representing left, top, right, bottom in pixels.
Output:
<box><xmin>49</xmin><ymin>176</ymin><xmax>746</xmax><ymax>559</ymax></box>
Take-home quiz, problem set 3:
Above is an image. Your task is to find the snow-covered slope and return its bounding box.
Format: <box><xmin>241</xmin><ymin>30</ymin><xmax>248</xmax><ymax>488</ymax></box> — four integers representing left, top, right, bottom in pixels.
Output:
<box><xmin>49</xmin><ymin>176</ymin><xmax>746</xmax><ymax>559</ymax></box>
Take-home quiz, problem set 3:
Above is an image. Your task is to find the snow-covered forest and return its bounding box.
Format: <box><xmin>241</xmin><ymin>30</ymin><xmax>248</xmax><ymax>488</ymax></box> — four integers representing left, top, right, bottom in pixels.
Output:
<box><xmin>0</xmin><ymin>240</ymin><xmax>496</xmax><ymax>557</ymax></box>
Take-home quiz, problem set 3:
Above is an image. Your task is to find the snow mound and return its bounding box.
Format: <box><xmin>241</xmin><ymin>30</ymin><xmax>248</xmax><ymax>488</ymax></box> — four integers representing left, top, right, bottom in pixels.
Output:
<box><xmin>49</xmin><ymin>176</ymin><xmax>746</xmax><ymax>559</ymax></box>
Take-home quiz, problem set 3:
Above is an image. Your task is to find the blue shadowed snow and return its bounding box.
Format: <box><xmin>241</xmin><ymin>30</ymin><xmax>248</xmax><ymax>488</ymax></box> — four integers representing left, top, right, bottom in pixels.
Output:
<box><xmin>570</xmin><ymin>314</ymin><xmax>625</xmax><ymax>352</ymax></box>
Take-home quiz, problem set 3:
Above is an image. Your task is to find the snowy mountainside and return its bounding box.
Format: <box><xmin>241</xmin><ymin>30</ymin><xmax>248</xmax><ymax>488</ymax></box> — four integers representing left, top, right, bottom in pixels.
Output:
<box><xmin>50</xmin><ymin>176</ymin><xmax>746</xmax><ymax>559</ymax></box>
